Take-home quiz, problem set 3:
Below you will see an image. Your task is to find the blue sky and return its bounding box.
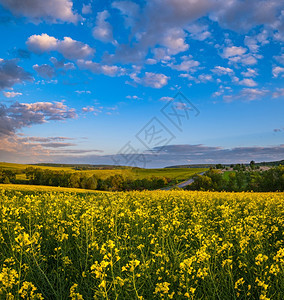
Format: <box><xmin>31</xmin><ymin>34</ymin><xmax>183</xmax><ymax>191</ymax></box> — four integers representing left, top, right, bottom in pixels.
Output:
<box><xmin>0</xmin><ymin>0</ymin><xmax>284</xmax><ymax>167</ymax></box>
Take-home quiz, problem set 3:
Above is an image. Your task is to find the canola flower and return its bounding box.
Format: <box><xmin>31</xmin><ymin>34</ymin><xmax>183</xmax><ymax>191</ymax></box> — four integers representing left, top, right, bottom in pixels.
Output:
<box><xmin>0</xmin><ymin>188</ymin><xmax>283</xmax><ymax>299</ymax></box>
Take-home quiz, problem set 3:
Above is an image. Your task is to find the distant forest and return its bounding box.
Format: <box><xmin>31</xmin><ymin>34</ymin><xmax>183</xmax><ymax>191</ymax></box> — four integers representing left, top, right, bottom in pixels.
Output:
<box><xmin>0</xmin><ymin>167</ymin><xmax>171</xmax><ymax>191</ymax></box>
<box><xmin>187</xmin><ymin>165</ymin><xmax>284</xmax><ymax>192</ymax></box>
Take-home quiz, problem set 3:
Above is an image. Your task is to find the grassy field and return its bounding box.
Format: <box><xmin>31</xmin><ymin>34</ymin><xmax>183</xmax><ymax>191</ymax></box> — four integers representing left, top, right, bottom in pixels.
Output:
<box><xmin>0</xmin><ymin>186</ymin><xmax>283</xmax><ymax>299</ymax></box>
<box><xmin>0</xmin><ymin>162</ymin><xmax>207</xmax><ymax>182</ymax></box>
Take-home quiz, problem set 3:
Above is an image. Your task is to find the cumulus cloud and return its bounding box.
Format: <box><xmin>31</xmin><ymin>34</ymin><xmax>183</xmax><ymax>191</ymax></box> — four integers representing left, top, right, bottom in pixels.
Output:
<box><xmin>274</xmin><ymin>53</ymin><xmax>284</xmax><ymax>65</ymax></box>
<box><xmin>112</xmin><ymin>1</ymin><xmax>139</xmax><ymax>28</ymax></box>
<box><xmin>0</xmin><ymin>59</ymin><xmax>33</xmax><ymax>90</ymax></box>
<box><xmin>212</xmin><ymin>0</ymin><xmax>284</xmax><ymax>32</ymax></box>
<box><xmin>272</xmin><ymin>66</ymin><xmax>284</xmax><ymax>78</ymax></box>
<box><xmin>186</xmin><ymin>23</ymin><xmax>211</xmax><ymax>41</ymax></box>
<box><xmin>130</xmin><ymin>72</ymin><xmax>170</xmax><ymax>88</ymax></box>
<box><xmin>169</xmin><ymin>56</ymin><xmax>200</xmax><ymax>72</ymax></box>
<box><xmin>0</xmin><ymin>0</ymin><xmax>79</xmax><ymax>23</ymax></box>
<box><xmin>82</xmin><ymin>4</ymin><xmax>92</xmax><ymax>15</ymax></box>
<box><xmin>3</xmin><ymin>91</ymin><xmax>22</xmax><ymax>98</ymax></box>
<box><xmin>93</xmin><ymin>10</ymin><xmax>116</xmax><ymax>44</ymax></box>
<box><xmin>222</xmin><ymin>46</ymin><xmax>247</xmax><ymax>58</ymax></box>
<box><xmin>0</xmin><ymin>101</ymin><xmax>77</xmax><ymax>137</ymax></box>
<box><xmin>27</xmin><ymin>34</ymin><xmax>94</xmax><ymax>60</ymax></box>
<box><xmin>77</xmin><ymin>59</ymin><xmax>126</xmax><ymax>77</ymax></box>
<box><xmin>111</xmin><ymin>0</ymin><xmax>215</xmax><ymax>63</ymax></box>
<box><xmin>49</xmin><ymin>57</ymin><xmax>75</xmax><ymax>70</ymax></box>
<box><xmin>224</xmin><ymin>88</ymin><xmax>268</xmax><ymax>102</ymax></box>
<box><xmin>212</xmin><ymin>66</ymin><xmax>234</xmax><ymax>76</ymax></box>
<box><xmin>273</xmin><ymin>88</ymin><xmax>284</xmax><ymax>98</ymax></box>
<box><xmin>33</xmin><ymin>64</ymin><xmax>55</xmax><ymax>78</ymax></box>
<box><xmin>241</xmin><ymin>68</ymin><xmax>258</xmax><ymax>77</ymax></box>
<box><xmin>239</xmin><ymin>78</ymin><xmax>258</xmax><ymax>87</ymax></box>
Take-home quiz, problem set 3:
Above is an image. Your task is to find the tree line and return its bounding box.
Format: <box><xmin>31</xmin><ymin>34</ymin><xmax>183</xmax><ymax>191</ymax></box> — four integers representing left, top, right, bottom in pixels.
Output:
<box><xmin>24</xmin><ymin>167</ymin><xmax>169</xmax><ymax>191</ymax></box>
<box><xmin>187</xmin><ymin>166</ymin><xmax>284</xmax><ymax>192</ymax></box>
<box><xmin>0</xmin><ymin>169</ymin><xmax>16</xmax><ymax>184</ymax></box>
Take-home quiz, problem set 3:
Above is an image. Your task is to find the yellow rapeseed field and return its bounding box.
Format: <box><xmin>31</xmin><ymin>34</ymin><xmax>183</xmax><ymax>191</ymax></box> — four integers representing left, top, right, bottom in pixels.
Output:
<box><xmin>0</xmin><ymin>188</ymin><xmax>283</xmax><ymax>299</ymax></box>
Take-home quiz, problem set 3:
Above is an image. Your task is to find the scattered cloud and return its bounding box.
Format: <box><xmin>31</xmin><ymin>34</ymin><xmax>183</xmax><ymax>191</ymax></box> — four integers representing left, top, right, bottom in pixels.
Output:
<box><xmin>50</xmin><ymin>57</ymin><xmax>75</xmax><ymax>70</ymax></box>
<box><xmin>27</xmin><ymin>34</ymin><xmax>94</xmax><ymax>60</ymax></box>
<box><xmin>33</xmin><ymin>64</ymin><xmax>55</xmax><ymax>79</ymax></box>
<box><xmin>211</xmin><ymin>66</ymin><xmax>234</xmax><ymax>76</ymax></box>
<box><xmin>77</xmin><ymin>59</ymin><xmax>126</xmax><ymax>77</ymax></box>
<box><xmin>169</xmin><ymin>56</ymin><xmax>200</xmax><ymax>72</ymax></box>
<box><xmin>274</xmin><ymin>53</ymin><xmax>284</xmax><ymax>65</ymax></box>
<box><xmin>159</xmin><ymin>96</ymin><xmax>174</xmax><ymax>102</ymax></box>
<box><xmin>272</xmin><ymin>66</ymin><xmax>284</xmax><ymax>78</ymax></box>
<box><xmin>149</xmin><ymin>143</ymin><xmax>284</xmax><ymax>164</ymax></box>
<box><xmin>272</xmin><ymin>88</ymin><xmax>284</xmax><ymax>98</ymax></box>
<box><xmin>75</xmin><ymin>90</ymin><xmax>91</xmax><ymax>95</ymax></box>
<box><xmin>222</xmin><ymin>46</ymin><xmax>247</xmax><ymax>58</ymax></box>
<box><xmin>3</xmin><ymin>91</ymin><xmax>22</xmax><ymax>98</ymax></box>
<box><xmin>126</xmin><ymin>95</ymin><xmax>142</xmax><ymax>100</ymax></box>
<box><xmin>239</xmin><ymin>78</ymin><xmax>258</xmax><ymax>87</ymax></box>
<box><xmin>224</xmin><ymin>88</ymin><xmax>268</xmax><ymax>102</ymax></box>
<box><xmin>186</xmin><ymin>23</ymin><xmax>211</xmax><ymax>41</ymax></box>
<box><xmin>0</xmin><ymin>59</ymin><xmax>33</xmax><ymax>90</ymax></box>
<box><xmin>112</xmin><ymin>1</ymin><xmax>139</xmax><ymax>28</ymax></box>
<box><xmin>241</xmin><ymin>68</ymin><xmax>258</xmax><ymax>77</ymax></box>
<box><xmin>0</xmin><ymin>0</ymin><xmax>80</xmax><ymax>23</ymax></box>
<box><xmin>93</xmin><ymin>10</ymin><xmax>117</xmax><ymax>44</ymax></box>
<box><xmin>130</xmin><ymin>72</ymin><xmax>170</xmax><ymax>88</ymax></box>
<box><xmin>0</xmin><ymin>101</ymin><xmax>77</xmax><ymax>137</ymax></box>
<box><xmin>82</xmin><ymin>4</ymin><xmax>92</xmax><ymax>15</ymax></box>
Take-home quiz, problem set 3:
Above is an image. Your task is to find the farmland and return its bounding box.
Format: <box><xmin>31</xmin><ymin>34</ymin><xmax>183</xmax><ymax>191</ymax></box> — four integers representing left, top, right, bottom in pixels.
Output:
<box><xmin>0</xmin><ymin>162</ymin><xmax>207</xmax><ymax>183</ymax></box>
<box><xmin>0</xmin><ymin>186</ymin><xmax>283</xmax><ymax>299</ymax></box>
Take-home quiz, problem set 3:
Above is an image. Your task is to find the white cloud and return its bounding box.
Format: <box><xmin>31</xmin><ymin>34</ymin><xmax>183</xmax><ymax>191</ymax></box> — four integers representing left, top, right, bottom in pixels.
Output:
<box><xmin>92</xmin><ymin>10</ymin><xmax>116</xmax><ymax>44</ymax></box>
<box><xmin>131</xmin><ymin>72</ymin><xmax>170</xmax><ymax>89</ymax></box>
<box><xmin>27</xmin><ymin>34</ymin><xmax>94</xmax><ymax>60</ymax></box>
<box><xmin>273</xmin><ymin>88</ymin><xmax>284</xmax><ymax>98</ymax></box>
<box><xmin>161</xmin><ymin>28</ymin><xmax>189</xmax><ymax>55</ymax></box>
<box><xmin>239</xmin><ymin>78</ymin><xmax>258</xmax><ymax>87</ymax></box>
<box><xmin>170</xmin><ymin>56</ymin><xmax>200</xmax><ymax>72</ymax></box>
<box><xmin>272</xmin><ymin>66</ymin><xmax>284</xmax><ymax>77</ymax></box>
<box><xmin>198</xmin><ymin>74</ymin><xmax>213</xmax><ymax>82</ymax></box>
<box><xmin>224</xmin><ymin>88</ymin><xmax>268</xmax><ymax>102</ymax></box>
<box><xmin>82</xmin><ymin>4</ymin><xmax>92</xmax><ymax>15</ymax></box>
<box><xmin>223</xmin><ymin>46</ymin><xmax>247</xmax><ymax>58</ymax></box>
<box><xmin>77</xmin><ymin>60</ymin><xmax>126</xmax><ymax>77</ymax></box>
<box><xmin>75</xmin><ymin>90</ymin><xmax>91</xmax><ymax>95</ymax></box>
<box><xmin>159</xmin><ymin>96</ymin><xmax>173</xmax><ymax>102</ymax></box>
<box><xmin>274</xmin><ymin>53</ymin><xmax>284</xmax><ymax>65</ymax></box>
<box><xmin>241</xmin><ymin>68</ymin><xmax>258</xmax><ymax>77</ymax></box>
<box><xmin>0</xmin><ymin>0</ymin><xmax>79</xmax><ymax>23</ymax></box>
<box><xmin>3</xmin><ymin>91</ymin><xmax>22</xmax><ymax>98</ymax></box>
<box><xmin>112</xmin><ymin>1</ymin><xmax>139</xmax><ymax>28</ymax></box>
<box><xmin>186</xmin><ymin>23</ymin><xmax>211</xmax><ymax>41</ymax></box>
<box><xmin>33</xmin><ymin>64</ymin><xmax>55</xmax><ymax>79</ymax></box>
<box><xmin>212</xmin><ymin>66</ymin><xmax>234</xmax><ymax>76</ymax></box>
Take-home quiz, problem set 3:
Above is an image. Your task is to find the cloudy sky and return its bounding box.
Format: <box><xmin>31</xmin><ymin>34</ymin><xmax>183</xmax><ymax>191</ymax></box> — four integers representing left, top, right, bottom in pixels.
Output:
<box><xmin>0</xmin><ymin>0</ymin><xmax>284</xmax><ymax>167</ymax></box>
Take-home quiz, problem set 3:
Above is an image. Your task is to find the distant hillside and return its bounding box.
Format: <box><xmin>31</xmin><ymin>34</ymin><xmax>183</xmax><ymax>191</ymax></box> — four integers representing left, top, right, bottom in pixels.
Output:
<box><xmin>165</xmin><ymin>164</ymin><xmax>216</xmax><ymax>169</ymax></box>
<box><xmin>166</xmin><ymin>159</ymin><xmax>284</xmax><ymax>169</ymax></box>
<box><xmin>255</xmin><ymin>160</ymin><xmax>284</xmax><ymax>166</ymax></box>
<box><xmin>33</xmin><ymin>163</ymin><xmax>131</xmax><ymax>170</ymax></box>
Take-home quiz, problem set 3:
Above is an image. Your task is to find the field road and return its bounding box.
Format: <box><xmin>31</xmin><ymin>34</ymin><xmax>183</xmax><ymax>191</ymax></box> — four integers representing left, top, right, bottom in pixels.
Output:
<box><xmin>161</xmin><ymin>172</ymin><xmax>206</xmax><ymax>190</ymax></box>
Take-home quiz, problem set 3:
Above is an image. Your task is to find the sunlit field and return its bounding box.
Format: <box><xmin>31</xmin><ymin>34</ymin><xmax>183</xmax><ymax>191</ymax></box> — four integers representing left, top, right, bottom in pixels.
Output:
<box><xmin>0</xmin><ymin>162</ymin><xmax>207</xmax><ymax>183</ymax></box>
<box><xmin>0</xmin><ymin>187</ymin><xmax>283</xmax><ymax>299</ymax></box>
